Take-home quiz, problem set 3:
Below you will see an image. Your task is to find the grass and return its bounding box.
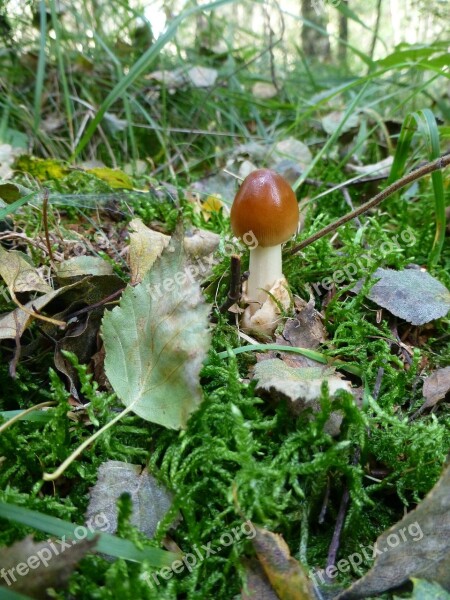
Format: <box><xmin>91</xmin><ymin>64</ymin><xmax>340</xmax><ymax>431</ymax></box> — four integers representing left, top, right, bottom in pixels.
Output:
<box><xmin>0</xmin><ymin>1</ymin><xmax>449</xmax><ymax>598</ymax></box>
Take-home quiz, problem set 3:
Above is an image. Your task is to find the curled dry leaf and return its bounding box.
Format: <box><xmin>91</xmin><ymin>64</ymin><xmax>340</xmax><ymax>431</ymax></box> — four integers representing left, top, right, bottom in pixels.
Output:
<box><xmin>0</xmin><ymin>245</ymin><xmax>52</xmax><ymax>294</ymax></box>
<box><xmin>128</xmin><ymin>217</ymin><xmax>170</xmax><ymax>284</ymax></box>
<box><xmin>413</xmin><ymin>366</ymin><xmax>450</xmax><ymax>418</ymax></box>
<box><xmin>251</xmin><ymin>525</ymin><xmax>317</xmax><ymax>600</ymax></box>
<box><xmin>0</xmin><ymin>281</ymin><xmax>80</xmax><ymax>340</ymax></box>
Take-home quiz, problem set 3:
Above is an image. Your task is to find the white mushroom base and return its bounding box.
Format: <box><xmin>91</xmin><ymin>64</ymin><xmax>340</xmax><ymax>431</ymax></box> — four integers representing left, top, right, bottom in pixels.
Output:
<box><xmin>241</xmin><ymin>276</ymin><xmax>292</xmax><ymax>336</ymax></box>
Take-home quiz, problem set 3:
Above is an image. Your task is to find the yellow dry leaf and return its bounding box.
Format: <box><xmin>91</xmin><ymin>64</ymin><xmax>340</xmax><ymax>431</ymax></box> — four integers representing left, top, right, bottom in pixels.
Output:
<box><xmin>252</xmin><ymin>525</ymin><xmax>316</xmax><ymax>600</ymax></box>
<box><xmin>201</xmin><ymin>195</ymin><xmax>224</xmax><ymax>221</ymax></box>
<box><xmin>128</xmin><ymin>218</ymin><xmax>170</xmax><ymax>284</ymax></box>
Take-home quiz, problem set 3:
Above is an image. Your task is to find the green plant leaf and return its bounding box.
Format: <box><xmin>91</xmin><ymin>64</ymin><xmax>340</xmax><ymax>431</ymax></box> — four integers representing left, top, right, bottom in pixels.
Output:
<box><xmin>0</xmin><ymin>502</ymin><xmax>178</xmax><ymax>567</ymax></box>
<box><xmin>102</xmin><ymin>225</ymin><xmax>211</xmax><ymax>429</ymax></box>
<box><xmin>386</xmin><ymin>109</ymin><xmax>445</xmax><ymax>267</ymax></box>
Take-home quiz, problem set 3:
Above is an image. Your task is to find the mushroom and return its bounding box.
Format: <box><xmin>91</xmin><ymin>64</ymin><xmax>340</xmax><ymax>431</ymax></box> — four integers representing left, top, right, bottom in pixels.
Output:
<box><xmin>230</xmin><ymin>169</ymin><xmax>299</xmax><ymax>303</ymax></box>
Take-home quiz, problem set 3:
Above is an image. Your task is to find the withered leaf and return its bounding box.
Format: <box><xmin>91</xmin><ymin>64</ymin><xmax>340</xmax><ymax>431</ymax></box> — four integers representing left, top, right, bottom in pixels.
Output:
<box><xmin>85</xmin><ymin>460</ymin><xmax>174</xmax><ymax>538</ymax></box>
<box><xmin>0</xmin><ymin>535</ymin><xmax>96</xmax><ymax>599</ymax></box>
<box><xmin>251</xmin><ymin>525</ymin><xmax>317</xmax><ymax>600</ymax></box>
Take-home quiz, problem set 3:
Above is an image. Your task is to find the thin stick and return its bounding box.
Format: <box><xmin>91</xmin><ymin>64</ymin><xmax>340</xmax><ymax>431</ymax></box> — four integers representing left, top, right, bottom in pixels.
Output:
<box><xmin>290</xmin><ymin>154</ymin><xmax>450</xmax><ymax>255</ymax></box>
<box><xmin>212</xmin><ymin>255</ymin><xmax>243</xmax><ymax>321</ymax></box>
<box><xmin>42</xmin><ymin>188</ymin><xmax>54</xmax><ymax>265</ymax></box>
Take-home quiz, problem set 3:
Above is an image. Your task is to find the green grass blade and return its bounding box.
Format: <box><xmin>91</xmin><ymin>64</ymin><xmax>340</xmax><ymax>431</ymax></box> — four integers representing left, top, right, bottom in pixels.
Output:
<box><xmin>72</xmin><ymin>0</ymin><xmax>237</xmax><ymax>159</ymax></box>
<box><xmin>49</xmin><ymin>0</ymin><xmax>74</xmax><ymax>146</ymax></box>
<box><xmin>0</xmin><ymin>502</ymin><xmax>179</xmax><ymax>567</ymax></box>
<box><xmin>33</xmin><ymin>0</ymin><xmax>47</xmax><ymax>133</ymax></box>
<box><xmin>0</xmin><ymin>409</ymin><xmax>53</xmax><ymax>423</ymax></box>
<box><xmin>0</xmin><ymin>193</ymin><xmax>35</xmax><ymax>220</ymax></box>
<box><xmin>387</xmin><ymin>109</ymin><xmax>445</xmax><ymax>266</ymax></box>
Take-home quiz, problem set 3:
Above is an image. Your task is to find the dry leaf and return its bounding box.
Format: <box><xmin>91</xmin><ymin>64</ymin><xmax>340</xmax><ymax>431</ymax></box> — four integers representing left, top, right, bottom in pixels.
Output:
<box><xmin>86</xmin><ymin>461</ymin><xmax>175</xmax><ymax>538</ymax></box>
<box><xmin>0</xmin><ymin>245</ymin><xmax>52</xmax><ymax>294</ymax></box>
<box><xmin>0</xmin><ymin>535</ymin><xmax>97</xmax><ymax>599</ymax></box>
<box><xmin>253</xmin><ymin>359</ymin><xmax>353</xmax><ymax>435</ymax></box>
<box><xmin>252</xmin><ymin>525</ymin><xmax>317</xmax><ymax>600</ymax></box>
<box><xmin>422</xmin><ymin>367</ymin><xmax>450</xmax><ymax>409</ymax></box>
<box><xmin>241</xmin><ymin>558</ymin><xmax>279</xmax><ymax>599</ymax></box>
<box><xmin>128</xmin><ymin>218</ymin><xmax>170</xmax><ymax>284</ymax></box>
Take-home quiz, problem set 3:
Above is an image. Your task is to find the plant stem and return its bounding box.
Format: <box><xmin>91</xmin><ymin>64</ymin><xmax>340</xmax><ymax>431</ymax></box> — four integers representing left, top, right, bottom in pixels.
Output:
<box><xmin>290</xmin><ymin>154</ymin><xmax>450</xmax><ymax>255</ymax></box>
<box><xmin>43</xmin><ymin>404</ymin><xmax>133</xmax><ymax>481</ymax></box>
<box><xmin>0</xmin><ymin>401</ymin><xmax>56</xmax><ymax>434</ymax></box>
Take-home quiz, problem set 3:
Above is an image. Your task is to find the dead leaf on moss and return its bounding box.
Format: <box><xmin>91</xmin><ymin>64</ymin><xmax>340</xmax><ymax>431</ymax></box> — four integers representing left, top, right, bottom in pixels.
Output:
<box><xmin>251</xmin><ymin>525</ymin><xmax>317</xmax><ymax>600</ymax></box>
<box><xmin>241</xmin><ymin>558</ymin><xmax>279</xmax><ymax>600</ymax></box>
<box><xmin>356</xmin><ymin>268</ymin><xmax>450</xmax><ymax>326</ymax></box>
<box><xmin>0</xmin><ymin>245</ymin><xmax>52</xmax><ymax>294</ymax></box>
<box><xmin>86</xmin><ymin>460</ymin><xmax>175</xmax><ymax>538</ymax></box>
<box><xmin>0</xmin><ymin>535</ymin><xmax>97</xmax><ymax>599</ymax></box>
<box><xmin>253</xmin><ymin>359</ymin><xmax>353</xmax><ymax>435</ymax></box>
<box><xmin>413</xmin><ymin>366</ymin><xmax>450</xmax><ymax>418</ymax></box>
<box><xmin>338</xmin><ymin>459</ymin><xmax>450</xmax><ymax>599</ymax></box>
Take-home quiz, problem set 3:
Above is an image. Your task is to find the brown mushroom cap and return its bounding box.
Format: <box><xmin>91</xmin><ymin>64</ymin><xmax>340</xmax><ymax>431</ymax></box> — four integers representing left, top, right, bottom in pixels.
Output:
<box><xmin>230</xmin><ymin>169</ymin><xmax>299</xmax><ymax>247</ymax></box>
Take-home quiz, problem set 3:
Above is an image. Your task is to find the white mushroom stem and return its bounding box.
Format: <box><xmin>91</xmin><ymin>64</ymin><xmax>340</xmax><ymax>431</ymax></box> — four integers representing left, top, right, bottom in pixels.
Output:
<box><xmin>247</xmin><ymin>245</ymin><xmax>282</xmax><ymax>304</ymax></box>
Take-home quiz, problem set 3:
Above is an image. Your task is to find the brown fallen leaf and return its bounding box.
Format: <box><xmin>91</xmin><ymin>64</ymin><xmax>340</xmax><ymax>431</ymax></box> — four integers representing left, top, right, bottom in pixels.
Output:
<box><xmin>338</xmin><ymin>459</ymin><xmax>450</xmax><ymax>599</ymax></box>
<box><xmin>277</xmin><ymin>295</ymin><xmax>326</xmax><ymax>367</ymax></box>
<box><xmin>411</xmin><ymin>366</ymin><xmax>450</xmax><ymax>420</ymax></box>
<box><xmin>0</xmin><ymin>535</ymin><xmax>97</xmax><ymax>599</ymax></box>
<box><xmin>422</xmin><ymin>367</ymin><xmax>450</xmax><ymax>410</ymax></box>
<box><xmin>251</xmin><ymin>524</ymin><xmax>318</xmax><ymax>600</ymax></box>
<box><xmin>241</xmin><ymin>558</ymin><xmax>279</xmax><ymax>600</ymax></box>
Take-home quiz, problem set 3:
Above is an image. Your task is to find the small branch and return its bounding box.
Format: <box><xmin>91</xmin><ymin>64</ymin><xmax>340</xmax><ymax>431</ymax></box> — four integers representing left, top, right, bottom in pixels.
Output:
<box><xmin>66</xmin><ymin>287</ymin><xmax>125</xmax><ymax>320</ymax></box>
<box><xmin>211</xmin><ymin>255</ymin><xmax>244</xmax><ymax>322</ymax></box>
<box><xmin>290</xmin><ymin>154</ymin><xmax>450</xmax><ymax>255</ymax></box>
<box><xmin>42</xmin><ymin>188</ymin><xmax>54</xmax><ymax>266</ymax></box>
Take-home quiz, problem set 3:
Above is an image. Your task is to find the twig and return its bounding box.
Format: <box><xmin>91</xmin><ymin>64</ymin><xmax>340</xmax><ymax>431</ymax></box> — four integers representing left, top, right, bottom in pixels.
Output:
<box><xmin>290</xmin><ymin>154</ymin><xmax>450</xmax><ymax>255</ymax></box>
<box><xmin>9</xmin><ymin>311</ymin><xmax>21</xmax><ymax>378</ymax></box>
<box><xmin>211</xmin><ymin>255</ymin><xmax>244</xmax><ymax>322</ymax></box>
<box><xmin>65</xmin><ymin>287</ymin><xmax>126</xmax><ymax>320</ymax></box>
<box><xmin>42</xmin><ymin>188</ymin><xmax>54</xmax><ymax>266</ymax></box>
<box><xmin>341</xmin><ymin>186</ymin><xmax>362</xmax><ymax>229</ymax></box>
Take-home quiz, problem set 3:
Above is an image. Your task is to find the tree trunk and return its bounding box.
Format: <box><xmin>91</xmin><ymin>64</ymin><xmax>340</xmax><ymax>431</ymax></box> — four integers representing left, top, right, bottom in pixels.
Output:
<box><xmin>301</xmin><ymin>0</ymin><xmax>331</xmax><ymax>61</ymax></box>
